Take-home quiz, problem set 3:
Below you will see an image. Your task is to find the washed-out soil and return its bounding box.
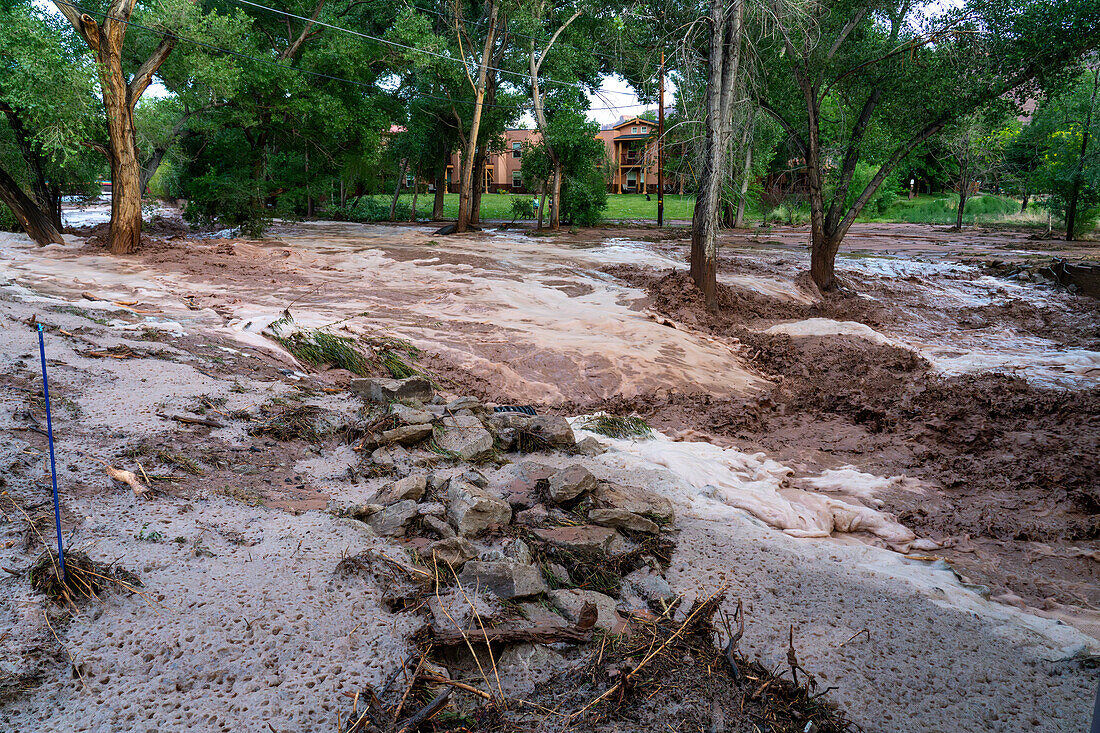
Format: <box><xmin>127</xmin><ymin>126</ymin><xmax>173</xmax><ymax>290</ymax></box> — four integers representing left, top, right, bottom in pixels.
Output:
<box><xmin>554</xmin><ymin>268</ymin><xmax>1100</xmax><ymax>615</ymax></box>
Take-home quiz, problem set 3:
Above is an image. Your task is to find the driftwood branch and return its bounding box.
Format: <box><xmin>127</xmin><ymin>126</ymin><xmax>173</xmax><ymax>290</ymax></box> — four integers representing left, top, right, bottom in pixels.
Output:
<box><xmin>428</xmin><ymin>601</ymin><xmax>597</xmax><ymax>647</ymax></box>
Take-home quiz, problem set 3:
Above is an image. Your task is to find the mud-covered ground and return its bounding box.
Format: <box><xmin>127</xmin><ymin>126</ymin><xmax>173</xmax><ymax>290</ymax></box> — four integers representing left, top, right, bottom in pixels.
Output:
<box><xmin>2</xmin><ymin>217</ymin><xmax>1099</xmax><ymax>731</ymax></box>
<box><xmin>582</xmin><ymin>265</ymin><xmax>1100</xmax><ymax>620</ymax></box>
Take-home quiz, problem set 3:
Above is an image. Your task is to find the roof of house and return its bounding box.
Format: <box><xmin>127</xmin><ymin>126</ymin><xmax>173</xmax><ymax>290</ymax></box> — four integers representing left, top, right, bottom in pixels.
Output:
<box><xmin>613</xmin><ymin>133</ymin><xmax>652</xmax><ymax>141</ymax></box>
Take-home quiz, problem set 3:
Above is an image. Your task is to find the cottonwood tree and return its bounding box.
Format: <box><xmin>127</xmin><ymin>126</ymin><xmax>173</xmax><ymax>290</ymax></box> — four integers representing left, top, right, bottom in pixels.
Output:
<box><xmin>689</xmin><ymin>0</ymin><xmax>744</xmax><ymax>309</ymax></box>
<box><xmin>755</xmin><ymin>0</ymin><xmax>1100</xmax><ymax>290</ymax></box>
<box><xmin>50</xmin><ymin>0</ymin><xmax>182</xmax><ymax>253</ymax></box>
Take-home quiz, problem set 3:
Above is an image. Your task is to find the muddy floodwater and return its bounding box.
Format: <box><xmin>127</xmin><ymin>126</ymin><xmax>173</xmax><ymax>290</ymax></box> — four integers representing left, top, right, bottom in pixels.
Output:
<box><xmin>1</xmin><ymin>218</ymin><xmax>1098</xmax><ymax>732</ymax></box>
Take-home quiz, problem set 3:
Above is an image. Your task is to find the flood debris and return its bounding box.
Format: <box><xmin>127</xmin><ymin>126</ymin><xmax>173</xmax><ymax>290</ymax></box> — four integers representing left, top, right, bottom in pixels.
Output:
<box><xmin>28</xmin><ymin>550</ymin><xmax>142</xmax><ymax>606</ymax></box>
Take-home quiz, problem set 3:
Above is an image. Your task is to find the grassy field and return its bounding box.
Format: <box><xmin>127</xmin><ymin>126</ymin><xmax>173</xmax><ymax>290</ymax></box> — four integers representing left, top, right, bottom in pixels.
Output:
<box><xmin>344</xmin><ymin>190</ymin><xmax>1063</xmax><ymax>229</ymax></box>
<box><xmin>344</xmin><ymin>192</ymin><xmax>697</xmax><ymax>222</ymax></box>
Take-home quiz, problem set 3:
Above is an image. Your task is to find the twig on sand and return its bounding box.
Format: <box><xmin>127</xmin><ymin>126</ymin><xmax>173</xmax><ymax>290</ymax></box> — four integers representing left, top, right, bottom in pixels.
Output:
<box><xmin>570</xmin><ymin>584</ymin><xmax>729</xmax><ymax>720</ymax></box>
<box><xmin>157</xmin><ymin>412</ymin><xmax>226</xmax><ymax>428</ymax></box>
<box><xmin>392</xmin><ymin>689</ymin><xmax>451</xmax><ymax>733</ymax></box>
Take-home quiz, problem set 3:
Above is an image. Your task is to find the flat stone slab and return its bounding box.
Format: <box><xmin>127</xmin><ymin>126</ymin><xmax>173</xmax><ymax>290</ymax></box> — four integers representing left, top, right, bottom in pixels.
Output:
<box><xmin>458</xmin><ymin>561</ymin><xmax>548</xmax><ymax>599</ymax></box>
<box><xmin>532</xmin><ymin>525</ymin><xmax>628</xmax><ymax>556</ymax></box>
<box><xmin>351</xmin><ymin>376</ymin><xmax>434</xmax><ymax>404</ymax></box>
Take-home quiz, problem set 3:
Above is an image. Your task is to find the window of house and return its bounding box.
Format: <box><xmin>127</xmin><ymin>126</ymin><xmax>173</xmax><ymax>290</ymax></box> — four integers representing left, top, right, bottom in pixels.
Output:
<box><xmin>512</xmin><ymin>171</ymin><xmax>522</xmax><ymax>187</ymax></box>
<box><xmin>512</xmin><ymin>142</ymin><xmax>522</xmax><ymax>158</ymax></box>
<box><xmin>405</xmin><ymin>173</ymin><xmax>414</xmax><ymax>187</ymax></box>
<box><xmin>640</xmin><ymin>126</ymin><xmax>648</xmax><ymax>133</ymax></box>
<box><xmin>631</xmin><ymin>127</ymin><xmax>638</xmax><ymax>133</ymax></box>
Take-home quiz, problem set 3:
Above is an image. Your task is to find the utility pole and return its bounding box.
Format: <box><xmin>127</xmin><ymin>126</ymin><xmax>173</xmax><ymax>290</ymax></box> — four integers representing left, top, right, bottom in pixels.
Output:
<box><xmin>657</xmin><ymin>50</ymin><xmax>665</xmax><ymax>227</ymax></box>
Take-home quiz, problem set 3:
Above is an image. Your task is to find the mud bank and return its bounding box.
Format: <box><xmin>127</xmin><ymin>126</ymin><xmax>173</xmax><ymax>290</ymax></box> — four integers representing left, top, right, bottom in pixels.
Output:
<box><xmin>589</xmin><ymin>266</ymin><xmax>1100</xmax><ymax>633</ymax></box>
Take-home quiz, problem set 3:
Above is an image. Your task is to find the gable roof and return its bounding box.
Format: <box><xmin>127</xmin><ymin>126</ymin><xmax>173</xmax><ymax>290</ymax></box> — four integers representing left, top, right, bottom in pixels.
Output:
<box><xmin>612</xmin><ymin>116</ymin><xmax>657</xmax><ymax>130</ymax></box>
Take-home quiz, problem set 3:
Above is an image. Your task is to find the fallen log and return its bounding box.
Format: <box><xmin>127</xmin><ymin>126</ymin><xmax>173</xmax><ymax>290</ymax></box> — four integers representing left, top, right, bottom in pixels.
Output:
<box><xmin>158</xmin><ymin>412</ymin><xmax>226</xmax><ymax>429</ymax></box>
<box><xmin>428</xmin><ymin>601</ymin><xmax>597</xmax><ymax>647</ymax></box>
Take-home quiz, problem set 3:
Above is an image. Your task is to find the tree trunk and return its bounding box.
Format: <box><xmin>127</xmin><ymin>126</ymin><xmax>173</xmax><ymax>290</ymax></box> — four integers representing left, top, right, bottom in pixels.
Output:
<box><xmin>389</xmin><ymin>159</ymin><xmax>407</xmax><ymax>221</ymax></box>
<box><xmin>0</xmin><ymin>166</ymin><xmax>65</xmax><ymax>245</ymax></box>
<box><xmin>1020</xmin><ymin>188</ymin><xmax>1029</xmax><ymax>213</ymax></box>
<box><xmin>734</xmin><ymin>128</ymin><xmax>752</xmax><ymax>228</ymax></box>
<box><xmin>454</xmin><ymin>1</ymin><xmax>498</xmax><ymax>233</ymax></box>
<box><xmin>809</xmin><ymin>228</ymin><xmax>842</xmax><ymax>291</ymax></box>
<box><xmin>550</xmin><ymin>159</ymin><xmax>562</xmax><ymax>229</ymax></box>
<box><xmin>471</xmin><ymin>149</ymin><xmax>485</xmax><ymax>226</ymax></box>
<box><xmin>433</xmin><ymin>171</ymin><xmax>446</xmax><ymax>219</ymax></box>
<box><xmin>51</xmin><ymin>2</ymin><xmax>176</xmax><ymax>254</ymax></box>
<box><xmin>690</xmin><ymin>0</ymin><xmax>742</xmax><ymax>310</ymax></box>
<box><xmin>955</xmin><ymin>173</ymin><xmax>970</xmax><ymax>230</ymax></box>
<box><xmin>1067</xmin><ymin>66</ymin><xmax>1100</xmax><ymax>241</ymax></box>
<box><xmin>538</xmin><ymin>188</ymin><xmax>546</xmax><ymax>229</ymax></box>
<box><xmin>410</xmin><ymin>167</ymin><xmax>420</xmax><ymax>222</ymax></box>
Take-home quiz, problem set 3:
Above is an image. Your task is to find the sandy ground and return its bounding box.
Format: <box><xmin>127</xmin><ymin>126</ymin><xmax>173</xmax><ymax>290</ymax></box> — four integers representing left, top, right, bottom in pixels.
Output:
<box><xmin>0</xmin><ymin>217</ymin><xmax>1098</xmax><ymax>731</ymax></box>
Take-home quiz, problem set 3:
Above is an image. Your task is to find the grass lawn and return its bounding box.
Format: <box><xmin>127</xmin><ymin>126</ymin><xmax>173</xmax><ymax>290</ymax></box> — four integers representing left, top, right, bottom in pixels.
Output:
<box><xmin>352</xmin><ymin>192</ymin><xmax>697</xmax><ymax>222</ymax></box>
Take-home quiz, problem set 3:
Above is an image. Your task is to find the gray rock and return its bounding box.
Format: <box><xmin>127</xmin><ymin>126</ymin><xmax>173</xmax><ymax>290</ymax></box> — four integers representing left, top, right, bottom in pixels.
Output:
<box><xmin>532</xmin><ymin>525</ymin><xmax>628</xmax><ymax>556</ymax></box>
<box><xmin>445</xmin><ymin>396</ymin><xmax>481</xmax><ymax>413</ymax></box>
<box><xmin>458</xmin><ymin>561</ymin><xmax>548</xmax><ymax>599</ymax></box>
<box><xmin>379</xmin><ymin>423</ymin><xmax>434</xmax><ymax>446</ymax></box>
<box><xmin>427</xmin><ymin>471</ymin><xmax>450</xmax><ymax>493</ymax></box>
<box><xmin>495</xmin><ymin>427</ymin><xmax>517</xmax><ymax>450</ymax></box>
<box><xmin>623</xmin><ymin>568</ymin><xmax>674</xmax><ymax>605</ymax></box>
<box><xmin>525</xmin><ymin>415</ymin><xmax>575</xmax><ymax>449</ymax></box>
<box><xmin>446</xmin><ymin>480</ymin><xmax>511</xmax><ymax>536</ymax></box>
<box><xmin>488</xmin><ymin>412</ymin><xmax>533</xmax><ymax>431</ymax></box>
<box><xmin>367</xmin><ymin>500</ymin><xmax>418</xmax><ymax>536</ymax></box>
<box><xmin>593</xmin><ymin>482</ymin><xmax>674</xmax><ymax>524</ymax></box>
<box><xmin>544</xmin><ymin>562</ymin><xmax>571</xmax><ymax>586</ymax></box>
<box><xmin>351</xmin><ymin>376</ymin><xmax>434</xmax><ymax>404</ymax></box>
<box><xmin>373</xmin><ymin>474</ymin><xmax>427</xmax><ymax>504</ymax></box>
<box><xmin>502</xmin><ymin>537</ymin><xmax>533</xmax><ymax>565</ymax></box>
<box><xmin>422</xmin><ymin>537</ymin><xmax>478</xmax><ymax>568</ymax></box>
<box><xmin>572</xmin><ymin>436</ymin><xmax>606</xmax><ymax>456</ymax></box>
<box><xmin>438</xmin><ymin>414</ymin><xmax>494</xmax><ymax>461</ymax></box>
<box><xmin>588</xmin><ymin>508</ymin><xmax>659</xmax><ymax>535</ymax></box>
<box><xmin>344</xmin><ymin>503</ymin><xmax>383</xmax><ymax>520</ymax></box>
<box><xmin>391</xmin><ymin>403</ymin><xmax>434</xmax><ymax>426</ymax></box>
<box><xmin>514</xmin><ymin>505</ymin><xmax>549</xmax><ymax>526</ymax></box>
<box><xmin>518</xmin><ymin>603</ymin><xmax>569</xmax><ymax>629</ymax></box>
<box><xmin>461</xmin><ymin>469</ymin><xmax>489</xmax><ymax>488</ymax></box>
<box><xmin>495</xmin><ymin>644</ymin><xmax>565</xmax><ymax>695</ymax></box>
<box><xmin>547</xmin><ymin>464</ymin><xmax>596</xmax><ymax>503</ymax></box>
<box><xmin>548</xmin><ymin>589</ymin><xmax>622</xmax><ymax>632</ymax></box>
<box><xmin>422</xmin><ymin>514</ymin><xmax>456</xmax><ymax>538</ymax></box>
<box><xmin>370</xmin><ymin>444</ymin><xmax>410</xmax><ymax>469</ymax></box>
<box><xmin>417</xmin><ymin>502</ymin><xmax>447</xmax><ymax>516</ymax></box>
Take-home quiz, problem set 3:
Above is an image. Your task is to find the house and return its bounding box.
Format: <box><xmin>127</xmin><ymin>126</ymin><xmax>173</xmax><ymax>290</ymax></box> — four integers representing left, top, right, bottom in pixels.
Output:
<box><xmin>440</xmin><ymin>116</ymin><xmax>675</xmax><ymax>194</ymax></box>
<box><xmin>596</xmin><ymin>116</ymin><xmax>661</xmax><ymax>194</ymax></box>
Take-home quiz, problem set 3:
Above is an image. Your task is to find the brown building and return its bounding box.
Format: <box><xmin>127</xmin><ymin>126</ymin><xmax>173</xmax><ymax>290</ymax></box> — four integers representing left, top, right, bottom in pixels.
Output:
<box><xmin>442</xmin><ymin>116</ymin><xmax>670</xmax><ymax>194</ymax></box>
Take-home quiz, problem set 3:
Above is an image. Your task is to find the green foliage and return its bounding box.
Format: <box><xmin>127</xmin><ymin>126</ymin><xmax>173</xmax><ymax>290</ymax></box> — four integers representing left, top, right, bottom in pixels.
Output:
<box><xmin>561</xmin><ymin>166</ymin><xmax>608</xmax><ymax>226</ymax></box>
<box><xmin>576</xmin><ymin>413</ymin><xmax>652</xmax><ymax>439</ymax></box>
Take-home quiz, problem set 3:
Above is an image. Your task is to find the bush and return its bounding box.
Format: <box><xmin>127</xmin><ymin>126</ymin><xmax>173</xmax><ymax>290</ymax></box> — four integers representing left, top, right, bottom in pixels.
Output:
<box><xmin>183</xmin><ymin>168</ymin><xmax>270</xmax><ymax>237</ymax></box>
<box><xmin>560</xmin><ymin>168</ymin><xmax>607</xmax><ymax>226</ymax></box>
<box><xmin>0</xmin><ymin>203</ymin><xmax>19</xmax><ymax>233</ymax></box>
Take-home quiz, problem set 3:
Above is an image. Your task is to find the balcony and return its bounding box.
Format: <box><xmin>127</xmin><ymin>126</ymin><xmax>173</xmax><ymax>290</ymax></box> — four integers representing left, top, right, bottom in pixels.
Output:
<box><xmin>620</xmin><ymin>153</ymin><xmax>645</xmax><ymax>166</ymax></box>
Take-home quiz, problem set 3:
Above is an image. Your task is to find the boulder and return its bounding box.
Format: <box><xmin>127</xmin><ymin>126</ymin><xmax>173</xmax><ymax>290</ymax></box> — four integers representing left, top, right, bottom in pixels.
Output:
<box><xmin>379</xmin><ymin>423</ymin><xmax>434</xmax><ymax>446</ymax></box>
<box><xmin>351</xmin><ymin>376</ymin><xmax>433</xmax><ymax>404</ymax></box>
<box><xmin>592</xmin><ymin>482</ymin><xmax>674</xmax><ymax>524</ymax></box>
<box><xmin>438</xmin><ymin>414</ymin><xmax>494</xmax><ymax>461</ymax></box>
<box><xmin>572</xmin><ymin>436</ymin><xmax>606</xmax><ymax>456</ymax></box>
<box><xmin>370</xmin><ymin>445</ymin><xmax>410</xmax><ymax>470</ymax></box>
<box><xmin>623</xmin><ymin>568</ymin><xmax>675</xmax><ymax>606</ymax></box>
<box><xmin>373</xmin><ymin>474</ymin><xmax>427</xmax><ymax>504</ymax></box>
<box><xmin>532</xmin><ymin>525</ymin><xmax>628</xmax><ymax>556</ymax></box>
<box><xmin>422</xmin><ymin>514</ymin><xmax>456</xmax><ymax>539</ymax></box>
<box><xmin>495</xmin><ymin>644</ymin><xmax>565</xmax><ymax>695</ymax></box>
<box><xmin>417</xmin><ymin>502</ymin><xmax>447</xmax><ymax>516</ymax></box>
<box><xmin>588</xmin><ymin>508</ymin><xmax>659</xmax><ymax>535</ymax></box>
<box><xmin>345</xmin><ymin>503</ymin><xmax>383</xmax><ymax>520</ymax></box>
<box><xmin>547</xmin><ymin>465</ymin><xmax>596</xmax><ymax>503</ymax></box>
<box><xmin>390</xmin><ymin>403</ymin><xmax>434</xmax><ymax>426</ymax></box>
<box><xmin>524</xmin><ymin>415</ymin><xmax>575</xmax><ymax>449</ymax></box>
<box><xmin>513</xmin><ymin>505</ymin><xmax>549</xmax><ymax>527</ymax></box>
<box><xmin>502</xmin><ymin>537</ymin><xmax>533</xmax><ymax>565</ymax></box>
<box><xmin>446</xmin><ymin>480</ymin><xmax>511</xmax><ymax>536</ymax></box>
<box><xmin>501</xmin><ymin>461</ymin><xmax>555</xmax><ymax>508</ymax></box>
<box><xmin>445</xmin><ymin>396</ymin><xmax>481</xmax><ymax>413</ymax></box>
<box><xmin>422</xmin><ymin>537</ymin><xmax>478</xmax><ymax>568</ymax></box>
<box><xmin>458</xmin><ymin>561</ymin><xmax>548</xmax><ymax>599</ymax></box>
<box><xmin>367</xmin><ymin>499</ymin><xmax>418</xmax><ymax>536</ymax></box>
<box><xmin>460</xmin><ymin>469</ymin><xmax>489</xmax><ymax>488</ymax></box>
<box><xmin>488</xmin><ymin>412</ymin><xmax>533</xmax><ymax>432</ymax></box>
<box><xmin>518</xmin><ymin>603</ymin><xmax>569</xmax><ymax>629</ymax></box>
<box><xmin>548</xmin><ymin>589</ymin><xmax>623</xmax><ymax>632</ymax></box>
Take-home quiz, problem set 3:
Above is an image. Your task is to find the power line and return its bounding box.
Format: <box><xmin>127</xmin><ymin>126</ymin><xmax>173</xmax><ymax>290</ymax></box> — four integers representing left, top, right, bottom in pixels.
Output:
<box><xmin>229</xmin><ymin>0</ymin><xmax>640</xmax><ymax>98</ymax></box>
<box><xmin>50</xmin><ymin>0</ymin><xmax>652</xmax><ymax>117</ymax></box>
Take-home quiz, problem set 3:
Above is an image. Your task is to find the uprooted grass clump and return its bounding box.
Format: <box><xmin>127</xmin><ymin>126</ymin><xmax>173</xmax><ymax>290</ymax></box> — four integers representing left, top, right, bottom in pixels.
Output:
<box><xmin>246</xmin><ymin>401</ymin><xmax>328</xmax><ymax>442</ymax></box>
<box><xmin>524</xmin><ymin>530</ymin><xmax>674</xmax><ymax>598</ymax></box>
<box><xmin>266</xmin><ymin>311</ymin><xmax>427</xmax><ymax>378</ymax></box>
<box><xmin>576</xmin><ymin>413</ymin><xmax>653</xmax><ymax>439</ymax></box>
<box><xmin>29</xmin><ymin>550</ymin><xmax>142</xmax><ymax>605</ymax></box>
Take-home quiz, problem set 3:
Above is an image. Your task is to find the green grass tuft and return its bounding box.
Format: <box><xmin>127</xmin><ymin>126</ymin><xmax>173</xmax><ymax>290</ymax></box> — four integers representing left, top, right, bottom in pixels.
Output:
<box><xmin>576</xmin><ymin>413</ymin><xmax>653</xmax><ymax>439</ymax></box>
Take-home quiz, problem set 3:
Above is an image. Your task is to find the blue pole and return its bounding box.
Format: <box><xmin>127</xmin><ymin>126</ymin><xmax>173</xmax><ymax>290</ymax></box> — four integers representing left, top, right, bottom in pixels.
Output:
<box><xmin>37</xmin><ymin>324</ymin><xmax>67</xmax><ymax>584</ymax></box>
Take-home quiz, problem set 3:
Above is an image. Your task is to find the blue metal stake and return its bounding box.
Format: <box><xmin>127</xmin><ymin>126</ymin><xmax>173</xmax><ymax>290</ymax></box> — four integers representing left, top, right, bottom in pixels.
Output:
<box><xmin>37</xmin><ymin>324</ymin><xmax>67</xmax><ymax>584</ymax></box>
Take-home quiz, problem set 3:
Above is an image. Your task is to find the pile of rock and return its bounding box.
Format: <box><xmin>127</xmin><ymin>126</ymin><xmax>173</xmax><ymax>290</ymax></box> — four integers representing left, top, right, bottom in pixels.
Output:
<box><xmin>334</xmin><ymin>376</ymin><xmax>683</xmax><ymax>680</ymax></box>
